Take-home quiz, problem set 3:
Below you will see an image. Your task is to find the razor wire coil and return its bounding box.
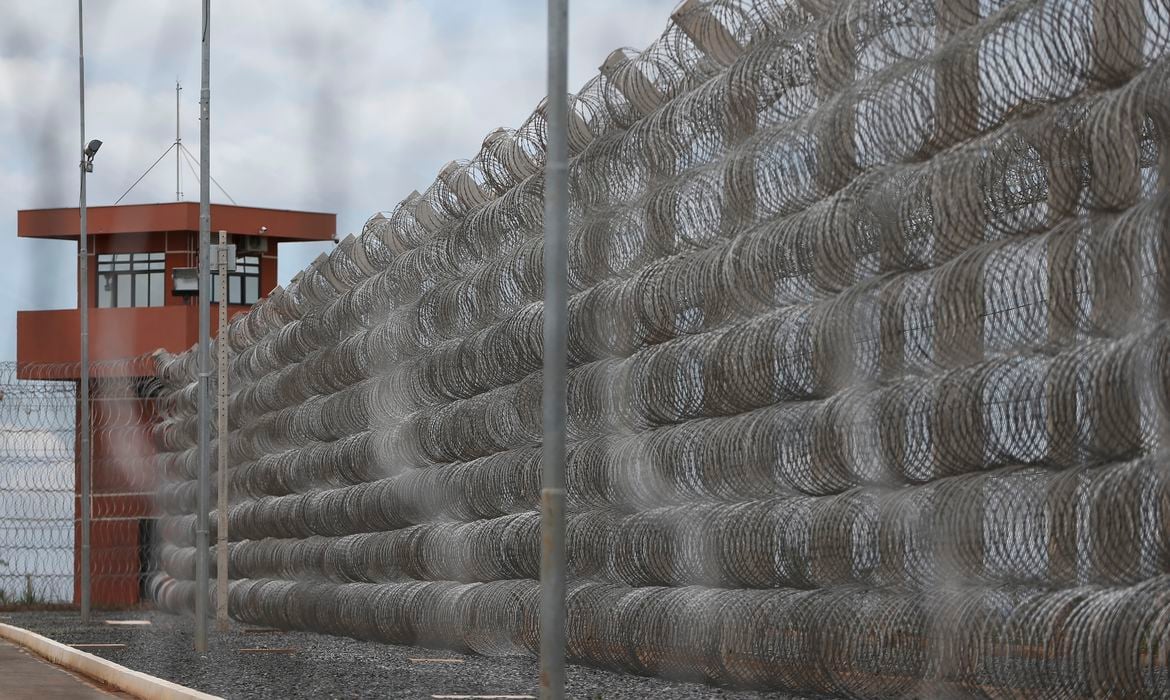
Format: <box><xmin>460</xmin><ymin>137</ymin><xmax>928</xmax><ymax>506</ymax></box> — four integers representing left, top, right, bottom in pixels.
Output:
<box><xmin>74</xmin><ymin>0</ymin><xmax>1170</xmax><ymax>695</ymax></box>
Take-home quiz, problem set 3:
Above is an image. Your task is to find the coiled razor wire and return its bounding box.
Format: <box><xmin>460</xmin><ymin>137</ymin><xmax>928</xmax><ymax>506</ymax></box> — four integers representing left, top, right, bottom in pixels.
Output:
<box><xmin>147</xmin><ymin>0</ymin><xmax>1170</xmax><ymax>695</ymax></box>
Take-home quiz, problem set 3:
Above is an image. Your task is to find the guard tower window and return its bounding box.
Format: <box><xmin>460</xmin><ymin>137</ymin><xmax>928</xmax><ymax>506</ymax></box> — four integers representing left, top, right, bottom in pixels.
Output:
<box><xmin>97</xmin><ymin>252</ymin><xmax>165</xmax><ymax>308</ymax></box>
<box><xmin>211</xmin><ymin>255</ymin><xmax>261</xmax><ymax>305</ymax></box>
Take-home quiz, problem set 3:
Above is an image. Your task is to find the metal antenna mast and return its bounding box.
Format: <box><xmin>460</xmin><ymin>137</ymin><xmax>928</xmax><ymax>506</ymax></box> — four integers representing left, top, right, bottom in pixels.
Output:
<box><xmin>176</xmin><ymin>81</ymin><xmax>182</xmax><ymax>201</ymax></box>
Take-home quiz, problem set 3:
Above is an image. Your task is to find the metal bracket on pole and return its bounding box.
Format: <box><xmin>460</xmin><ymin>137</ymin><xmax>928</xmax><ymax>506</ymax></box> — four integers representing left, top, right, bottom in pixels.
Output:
<box><xmin>210</xmin><ymin>243</ymin><xmax>237</xmax><ymax>272</ymax></box>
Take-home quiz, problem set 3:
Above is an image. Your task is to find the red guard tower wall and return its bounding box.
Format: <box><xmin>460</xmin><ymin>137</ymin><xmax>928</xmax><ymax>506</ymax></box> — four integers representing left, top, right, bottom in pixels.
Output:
<box><xmin>16</xmin><ymin>202</ymin><xmax>336</xmax><ymax>607</ymax></box>
<box><xmin>76</xmin><ymin>378</ymin><xmax>158</xmax><ymax>606</ymax></box>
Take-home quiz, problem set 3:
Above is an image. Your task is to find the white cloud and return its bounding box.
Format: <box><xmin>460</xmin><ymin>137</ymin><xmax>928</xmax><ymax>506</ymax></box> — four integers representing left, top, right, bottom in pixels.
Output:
<box><xmin>0</xmin><ymin>0</ymin><xmax>679</xmax><ymax>360</ymax></box>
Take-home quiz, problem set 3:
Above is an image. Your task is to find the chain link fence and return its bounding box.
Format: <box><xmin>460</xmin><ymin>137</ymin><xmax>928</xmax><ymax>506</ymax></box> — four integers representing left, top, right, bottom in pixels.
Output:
<box><xmin>0</xmin><ymin>360</ymin><xmax>162</xmax><ymax>609</ymax></box>
<box><xmin>21</xmin><ymin>0</ymin><xmax>1170</xmax><ymax>695</ymax></box>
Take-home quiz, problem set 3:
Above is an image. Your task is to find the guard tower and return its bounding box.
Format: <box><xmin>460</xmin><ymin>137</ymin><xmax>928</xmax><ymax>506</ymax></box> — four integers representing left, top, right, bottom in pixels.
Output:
<box><xmin>15</xmin><ymin>202</ymin><xmax>336</xmax><ymax>606</ymax></box>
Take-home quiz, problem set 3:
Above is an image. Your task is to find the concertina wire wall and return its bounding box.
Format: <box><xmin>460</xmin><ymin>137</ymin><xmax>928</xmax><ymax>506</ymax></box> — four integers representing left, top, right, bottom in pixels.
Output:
<box><xmin>149</xmin><ymin>0</ymin><xmax>1170</xmax><ymax>695</ymax></box>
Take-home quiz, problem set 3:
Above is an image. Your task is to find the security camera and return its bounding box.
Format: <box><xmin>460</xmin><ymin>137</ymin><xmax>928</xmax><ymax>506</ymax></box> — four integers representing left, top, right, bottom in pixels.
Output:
<box><xmin>258</xmin><ymin>226</ymin><xmax>268</xmax><ymax>234</ymax></box>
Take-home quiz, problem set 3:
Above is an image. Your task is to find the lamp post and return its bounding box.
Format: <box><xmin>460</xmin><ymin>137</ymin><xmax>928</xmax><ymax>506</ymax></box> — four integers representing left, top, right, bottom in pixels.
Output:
<box><xmin>540</xmin><ymin>0</ymin><xmax>568</xmax><ymax>697</ymax></box>
<box><xmin>77</xmin><ymin>0</ymin><xmax>102</xmax><ymax>625</ymax></box>
<box><xmin>79</xmin><ymin>137</ymin><xmax>100</xmax><ymax>625</ymax></box>
<box><xmin>195</xmin><ymin>0</ymin><xmax>212</xmax><ymax>654</ymax></box>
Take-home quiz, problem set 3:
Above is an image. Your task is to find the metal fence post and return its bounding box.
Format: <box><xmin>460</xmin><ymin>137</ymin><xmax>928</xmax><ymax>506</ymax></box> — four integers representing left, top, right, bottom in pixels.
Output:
<box><xmin>216</xmin><ymin>231</ymin><xmax>229</xmax><ymax>630</ymax></box>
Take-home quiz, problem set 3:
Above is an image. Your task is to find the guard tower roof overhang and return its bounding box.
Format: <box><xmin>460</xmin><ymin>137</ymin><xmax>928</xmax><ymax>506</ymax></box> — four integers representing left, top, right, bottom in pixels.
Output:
<box><xmin>17</xmin><ymin>202</ymin><xmax>336</xmax><ymax>242</ymax></box>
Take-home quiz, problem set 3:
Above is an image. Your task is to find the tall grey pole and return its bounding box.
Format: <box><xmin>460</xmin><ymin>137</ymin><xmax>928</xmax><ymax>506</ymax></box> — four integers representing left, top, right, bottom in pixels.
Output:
<box><xmin>77</xmin><ymin>0</ymin><xmax>92</xmax><ymax>625</ymax></box>
<box><xmin>194</xmin><ymin>0</ymin><xmax>211</xmax><ymax>653</ymax></box>
<box><xmin>539</xmin><ymin>0</ymin><xmax>568</xmax><ymax>697</ymax></box>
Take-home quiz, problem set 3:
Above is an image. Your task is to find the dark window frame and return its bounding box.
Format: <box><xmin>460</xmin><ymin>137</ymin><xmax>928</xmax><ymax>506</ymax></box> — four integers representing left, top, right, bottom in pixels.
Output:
<box><xmin>211</xmin><ymin>254</ymin><xmax>261</xmax><ymax>305</ymax></box>
<box><xmin>96</xmin><ymin>252</ymin><xmax>165</xmax><ymax>308</ymax></box>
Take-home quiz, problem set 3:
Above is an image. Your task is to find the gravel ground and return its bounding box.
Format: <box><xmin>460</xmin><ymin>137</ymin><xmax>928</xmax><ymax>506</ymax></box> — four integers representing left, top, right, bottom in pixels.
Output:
<box><xmin>0</xmin><ymin>610</ymin><xmax>814</xmax><ymax>700</ymax></box>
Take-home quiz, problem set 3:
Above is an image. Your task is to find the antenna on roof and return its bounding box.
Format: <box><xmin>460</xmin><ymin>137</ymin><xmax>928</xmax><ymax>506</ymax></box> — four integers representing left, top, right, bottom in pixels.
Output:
<box><xmin>175</xmin><ymin>80</ymin><xmax>182</xmax><ymax>201</ymax></box>
<box><xmin>114</xmin><ymin>83</ymin><xmax>237</xmax><ymax>206</ymax></box>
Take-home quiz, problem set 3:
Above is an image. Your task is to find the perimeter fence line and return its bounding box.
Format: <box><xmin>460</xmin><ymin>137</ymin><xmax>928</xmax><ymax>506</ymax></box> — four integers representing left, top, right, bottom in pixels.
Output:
<box><xmin>144</xmin><ymin>0</ymin><xmax>1170</xmax><ymax>696</ymax></box>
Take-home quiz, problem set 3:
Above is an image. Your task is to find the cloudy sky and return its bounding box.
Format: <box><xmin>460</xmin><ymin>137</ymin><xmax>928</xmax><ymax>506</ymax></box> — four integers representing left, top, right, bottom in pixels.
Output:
<box><xmin>0</xmin><ymin>0</ymin><xmax>678</xmax><ymax>361</ymax></box>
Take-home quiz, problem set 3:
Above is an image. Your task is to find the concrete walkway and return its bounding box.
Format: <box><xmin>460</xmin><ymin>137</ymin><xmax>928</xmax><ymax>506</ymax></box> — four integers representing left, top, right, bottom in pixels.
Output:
<box><xmin>0</xmin><ymin>638</ymin><xmax>128</xmax><ymax>699</ymax></box>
